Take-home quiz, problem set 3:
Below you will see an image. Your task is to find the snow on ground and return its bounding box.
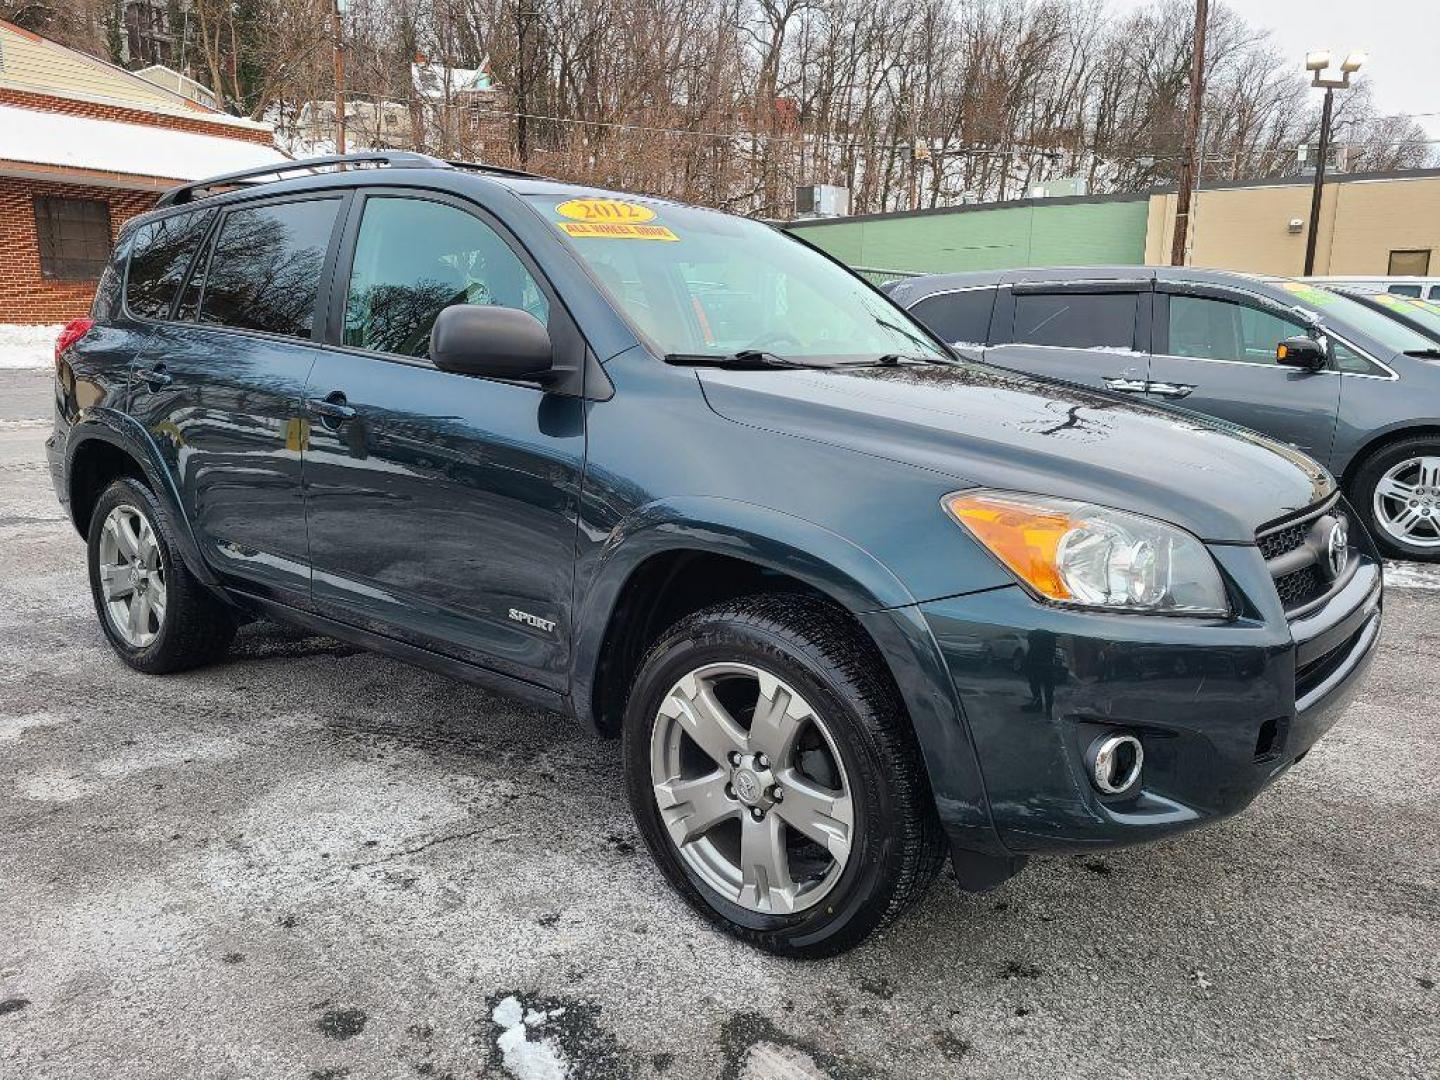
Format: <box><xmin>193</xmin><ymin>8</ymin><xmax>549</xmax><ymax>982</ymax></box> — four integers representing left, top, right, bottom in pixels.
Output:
<box><xmin>490</xmin><ymin>996</ymin><xmax>570</xmax><ymax>1080</ymax></box>
<box><xmin>0</xmin><ymin>325</ymin><xmax>60</xmax><ymax>370</ymax></box>
<box><xmin>1385</xmin><ymin>559</ymin><xmax>1440</xmax><ymax>590</ymax></box>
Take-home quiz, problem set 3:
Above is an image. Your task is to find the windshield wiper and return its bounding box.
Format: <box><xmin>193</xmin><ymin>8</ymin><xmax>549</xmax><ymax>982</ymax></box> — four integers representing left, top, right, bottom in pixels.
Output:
<box><xmin>664</xmin><ymin>350</ymin><xmax>831</xmax><ymax>370</ymax></box>
<box><xmin>876</xmin><ymin>352</ymin><xmax>961</xmax><ymax>367</ymax></box>
<box><xmin>1404</xmin><ymin>348</ymin><xmax>1440</xmax><ymax>359</ymax></box>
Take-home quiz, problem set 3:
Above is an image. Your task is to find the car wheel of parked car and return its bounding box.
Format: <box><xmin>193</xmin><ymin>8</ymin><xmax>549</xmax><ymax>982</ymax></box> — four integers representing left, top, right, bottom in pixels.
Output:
<box><xmin>1351</xmin><ymin>438</ymin><xmax>1440</xmax><ymax>561</ymax></box>
<box><xmin>87</xmin><ymin>477</ymin><xmax>237</xmax><ymax>673</ymax></box>
<box><xmin>623</xmin><ymin>593</ymin><xmax>944</xmax><ymax>958</ymax></box>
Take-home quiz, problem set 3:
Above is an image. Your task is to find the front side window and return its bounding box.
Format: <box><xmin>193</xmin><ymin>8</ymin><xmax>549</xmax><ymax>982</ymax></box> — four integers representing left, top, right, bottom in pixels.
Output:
<box><xmin>1011</xmin><ymin>292</ymin><xmax>1137</xmax><ymax>350</ymax></box>
<box><xmin>125</xmin><ymin>210</ymin><xmax>214</xmax><ymax>319</ymax></box>
<box><xmin>910</xmin><ymin>288</ymin><xmax>997</xmax><ymax>347</ymax></box>
<box><xmin>198</xmin><ymin>198</ymin><xmax>340</xmax><ymax>338</ymax></box>
<box><xmin>34</xmin><ymin>197</ymin><xmax>112</xmax><ymax>281</ymax></box>
<box><xmin>1167</xmin><ymin>295</ymin><xmax>1303</xmax><ymax>365</ymax></box>
<box><xmin>343</xmin><ymin>197</ymin><xmax>549</xmax><ymax>357</ymax></box>
<box><xmin>523</xmin><ymin>194</ymin><xmax>947</xmax><ymax>363</ymax></box>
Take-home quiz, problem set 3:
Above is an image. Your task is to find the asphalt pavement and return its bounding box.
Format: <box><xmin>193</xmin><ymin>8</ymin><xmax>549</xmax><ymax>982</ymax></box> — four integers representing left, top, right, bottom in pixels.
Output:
<box><xmin>1</xmin><ymin>372</ymin><xmax>1436</xmax><ymax>1079</ymax></box>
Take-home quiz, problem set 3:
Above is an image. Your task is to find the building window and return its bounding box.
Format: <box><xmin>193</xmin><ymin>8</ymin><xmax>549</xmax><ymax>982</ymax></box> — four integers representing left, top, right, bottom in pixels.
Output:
<box><xmin>34</xmin><ymin>197</ymin><xmax>113</xmax><ymax>281</ymax></box>
<box><xmin>1388</xmin><ymin>249</ymin><xmax>1431</xmax><ymax>276</ymax></box>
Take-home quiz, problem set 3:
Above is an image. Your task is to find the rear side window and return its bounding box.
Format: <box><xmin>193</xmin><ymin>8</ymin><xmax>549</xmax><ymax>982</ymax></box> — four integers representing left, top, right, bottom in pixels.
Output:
<box><xmin>199</xmin><ymin>198</ymin><xmax>341</xmax><ymax>339</ymax></box>
<box><xmin>343</xmin><ymin>196</ymin><xmax>549</xmax><ymax>357</ymax></box>
<box><xmin>1012</xmin><ymin>291</ymin><xmax>1137</xmax><ymax>350</ymax></box>
<box><xmin>1388</xmin><ymin>284</ymin><xmax>1423</xmax><ymax>298</ymax></box>
<box><xmin>909</xmin><ymin>288</ymin><xmax>996</xmax><ymax>346</ymax></box>
<box><xmin>125</xmin><ymin>210</ymin><xmax>214</xmax><ymax>319</ymax></box>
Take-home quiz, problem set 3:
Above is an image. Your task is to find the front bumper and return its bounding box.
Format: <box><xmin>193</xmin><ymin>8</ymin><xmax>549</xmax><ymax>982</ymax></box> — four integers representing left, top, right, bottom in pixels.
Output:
<box><xmin>916</xmin><ymin>544</ymin><xmax>1382</xmax><ymax>856</ymax></box>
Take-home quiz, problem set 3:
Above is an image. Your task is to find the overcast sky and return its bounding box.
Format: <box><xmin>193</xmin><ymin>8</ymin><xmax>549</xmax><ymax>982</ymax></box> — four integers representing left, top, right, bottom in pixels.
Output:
<box><xmin>1108</xmin><ymin>0</ymin><xmax>1440</xmax><ymax>138</ymax></box>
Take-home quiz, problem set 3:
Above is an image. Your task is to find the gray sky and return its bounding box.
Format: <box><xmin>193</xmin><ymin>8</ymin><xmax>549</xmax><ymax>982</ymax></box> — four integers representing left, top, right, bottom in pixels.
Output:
<box><xmin>1108</xmin><ymin>0</ymin><xmax>1440</xmax><ymax>139</ymax></box>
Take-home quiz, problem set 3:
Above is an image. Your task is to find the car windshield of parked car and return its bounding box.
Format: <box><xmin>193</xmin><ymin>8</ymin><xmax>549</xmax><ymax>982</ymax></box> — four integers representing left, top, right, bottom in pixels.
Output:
<box><xmin>524</xmin><ymin>194</ymin><xmax>947</xmax><ymax>363</ymax></box>
<box><xmin>1370</xmin><ymin>293</ymin><xmax>1440</xmax><ymax>342</ymax></box>
<box><xmin>1277</xmin><ymin>281</ymin><xmax>1437</xmax><ymax>354</ymax></box>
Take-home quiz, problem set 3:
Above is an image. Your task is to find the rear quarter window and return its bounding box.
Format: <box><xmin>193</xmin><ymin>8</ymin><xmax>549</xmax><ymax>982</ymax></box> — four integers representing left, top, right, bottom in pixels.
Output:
<box><xmin>909</xmin><ymin>288</ymin><xmax>997</xmax><ymax>347</ymax></box>
<box><xmin>124</xmin><ymin>210</ymin><xmax>215</xmax><ymax>320</ymax></box>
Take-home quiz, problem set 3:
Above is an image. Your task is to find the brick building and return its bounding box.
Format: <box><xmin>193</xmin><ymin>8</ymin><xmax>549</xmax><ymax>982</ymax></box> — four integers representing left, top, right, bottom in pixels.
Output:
<box><xmin>0</xmin><ymin>19</ymin><xmax>289</xmax><ymax>323</ymax></box>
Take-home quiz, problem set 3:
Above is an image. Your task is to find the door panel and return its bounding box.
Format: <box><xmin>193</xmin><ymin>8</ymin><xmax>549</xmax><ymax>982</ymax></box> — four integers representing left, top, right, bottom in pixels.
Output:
<box><xmin>302</xmin><ymin>191</ymin><xmax>583</xmax><ymax>686</ymax></box>
<box><xmin>1149</xmin><ymin>290</ymin><xmax>1340</xmax><ymax>464</ymax></box>
<box><xmin>125</xmin><ymin>195</ymin><xmax>345</xmax><ymax>600</ymax></box>
<box><xmin>982</xmin><ymin>286</ymin><xmax>1151</xmax><ymax>394</ymax></box>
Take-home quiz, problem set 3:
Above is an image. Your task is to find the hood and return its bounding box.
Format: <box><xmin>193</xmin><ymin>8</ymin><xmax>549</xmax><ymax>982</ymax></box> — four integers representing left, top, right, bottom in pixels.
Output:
<box><xmin>698</xmin><ymin>361</ymin><xmax>1333</xmax><ymax>543</ymax></box>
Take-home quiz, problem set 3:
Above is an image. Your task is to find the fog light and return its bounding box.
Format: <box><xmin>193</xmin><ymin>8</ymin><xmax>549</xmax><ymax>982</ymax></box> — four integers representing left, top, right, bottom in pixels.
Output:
<box><xmin>1086</xmin><ymin>733</ymin><xmax>1143</xmax><ymax>795</ymax></box>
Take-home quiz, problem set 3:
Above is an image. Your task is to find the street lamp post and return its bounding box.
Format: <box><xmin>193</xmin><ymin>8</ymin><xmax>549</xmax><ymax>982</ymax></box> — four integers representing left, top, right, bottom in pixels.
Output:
<box><xmin>1302</xmin><ymin>50</ymin><xmax>1366</xmax><ymax>276</ymax></box>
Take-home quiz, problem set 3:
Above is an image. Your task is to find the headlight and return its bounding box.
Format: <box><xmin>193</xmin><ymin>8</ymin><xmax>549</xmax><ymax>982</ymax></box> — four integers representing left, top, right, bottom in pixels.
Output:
<box><xmin>942</xmin><ymin>490</ymin><xmax>1230</xmax><ymax>616</ymax></box>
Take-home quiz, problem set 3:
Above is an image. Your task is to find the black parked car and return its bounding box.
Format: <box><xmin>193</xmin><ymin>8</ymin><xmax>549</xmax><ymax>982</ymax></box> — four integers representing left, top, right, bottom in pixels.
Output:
<box><xmin>49</xmin><ymin>155</ymin><xmax>1381</xmax><ymax>956</ymax></box>
<box><xmin>889</xmin><ymin>267</ymin><xmax>1440</xmax><ymax>561</ymax></box>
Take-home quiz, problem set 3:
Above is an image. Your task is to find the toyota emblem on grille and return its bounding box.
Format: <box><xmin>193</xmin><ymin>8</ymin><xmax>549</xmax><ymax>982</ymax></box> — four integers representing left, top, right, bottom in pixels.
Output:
<box><xmin>1325</xmin><ymin>519</ymin><xmax>1349</xmax><ymax>580</ymax></box>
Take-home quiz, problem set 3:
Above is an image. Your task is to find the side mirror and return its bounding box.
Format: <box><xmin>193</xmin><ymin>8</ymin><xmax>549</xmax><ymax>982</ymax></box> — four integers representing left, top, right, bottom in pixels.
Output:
<box><xmin>429</xmin><ymin>304</ymin><xmax>553</xmax><ymax>383</ymax></box>
<box><xmin>1276</xmin><ymin>335</ymin><xmax>1326</xmax><ymax>372</ymax></box>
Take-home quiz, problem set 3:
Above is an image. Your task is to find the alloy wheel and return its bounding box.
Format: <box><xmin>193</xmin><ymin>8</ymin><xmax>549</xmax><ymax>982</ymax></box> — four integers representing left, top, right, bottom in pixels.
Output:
<box><xmin>97</xmin><ymin>503</ymin><xmax>167</xmax><ymax>647</ymax></box>
<box><xmin>649</xmin><ymin>662</ymin><xmax>854</xmax><ymax>915</ymax></box>
<box><xmin>1373</xmin><ymin>455</ymin><xmax>1440</xmax><ymax>549</ymax></box>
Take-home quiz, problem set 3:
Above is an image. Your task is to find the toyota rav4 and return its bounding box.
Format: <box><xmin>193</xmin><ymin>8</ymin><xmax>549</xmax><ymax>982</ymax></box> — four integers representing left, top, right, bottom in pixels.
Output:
<box><xmin>48</xmin><ymin>153</ymin><xmax>1382</xmax><ymax>957</ymax></box>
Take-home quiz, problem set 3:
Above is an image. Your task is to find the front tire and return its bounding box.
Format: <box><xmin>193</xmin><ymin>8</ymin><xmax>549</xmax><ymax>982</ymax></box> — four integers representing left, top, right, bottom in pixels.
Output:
<box><xmin>1351</xmin><ymin>438</ymin><xmax>1440</xmax><ymax>561</ymax></box>
<box><xmin>622</xmin><ymin>594</ymin><xmax>943</xmax><ymax>958</ymax></box>
<box><xmin>87</xmin><ymin>477</ymin><xmax>236</xmax><ymax>673</ymax></box>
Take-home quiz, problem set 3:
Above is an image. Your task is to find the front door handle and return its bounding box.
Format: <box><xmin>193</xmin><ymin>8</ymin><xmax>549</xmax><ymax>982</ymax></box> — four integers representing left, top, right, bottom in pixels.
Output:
<box><xmin>1103</xmin><ymin>377</ymin><xmax>1149</xmax><ymax>394</ymax></box>
<box><xmin>1148</xmin><ymin>381</ymin><xmax>1195</xmax><ymax>399</ymax></box>
<box><xmin>305</xmin><ymin>392</ymin><xmax>357</xmax><ymax>425</ymax></box>
<box><xmin>135</xmin><ymin>364</ymin><xmax>172</xmax><ymax>390</ymax></box>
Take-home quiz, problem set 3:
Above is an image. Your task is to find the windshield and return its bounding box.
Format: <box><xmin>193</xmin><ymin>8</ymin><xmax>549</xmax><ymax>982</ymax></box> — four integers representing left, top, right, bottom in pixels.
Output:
<box><xmin>1367</xmin><ymin>293</ymin><xmax>1440</xmax><ymax>342</ymax></box>
<box><xmin>525</xmin><ymin>194</ymin><xmax>947</xmax><ymax>363</ymax></box>
<box><xmin>1275</xmin><ymin>280</ymin><xmax>1437</xmax><ymax>354</ymax></box>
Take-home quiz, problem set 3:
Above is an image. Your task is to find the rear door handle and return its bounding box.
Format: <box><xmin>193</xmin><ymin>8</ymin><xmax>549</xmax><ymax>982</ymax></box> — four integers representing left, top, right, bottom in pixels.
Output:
<box><xmin>135</xmin><ymin>364</ymin><xmax>172</xmax><ymax>390</ymax></box>
<box><xmin>305</xmin><ymin>392</ymin><xmax>357</xmax><ymax>425</ymax></box>
<box><xmin>1148</xmin><ymin>381</ymin><xmax>1195</xmax><ymax>399</ymax></box>
<box><xmin>1103</xmin><ymin>377</ymin><xmax>1149</xmax><ymax>394</ymax></box>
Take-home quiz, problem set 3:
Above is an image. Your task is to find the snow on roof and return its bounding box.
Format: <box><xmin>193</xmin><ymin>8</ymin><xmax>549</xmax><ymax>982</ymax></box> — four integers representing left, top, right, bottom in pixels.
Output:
<box><xmin>0</xmin><ymin>104</ymin><xmax>289</xmax><ymax>182</ymax></box>
<box><xmin>411</xmin><ymin>61</ymin><xmax>497</xmax><ymax>100</ymax></box>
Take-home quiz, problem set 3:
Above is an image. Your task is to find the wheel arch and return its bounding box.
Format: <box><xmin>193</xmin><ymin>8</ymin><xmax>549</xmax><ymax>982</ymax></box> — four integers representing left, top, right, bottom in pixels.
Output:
<box><xmin>1340</xmin><ymin>422</ymin><xmax>1440</xmax><ymax>489</ymax></box>
<box><xmin>64</xmin><ymin>413</ymin><xmax>222</xmax><ymax>588</ymax></box>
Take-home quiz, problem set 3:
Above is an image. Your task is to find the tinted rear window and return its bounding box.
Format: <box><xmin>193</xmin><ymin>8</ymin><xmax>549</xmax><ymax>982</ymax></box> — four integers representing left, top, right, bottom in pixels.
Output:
<box><xmin>125</xmin><ymin>210</ymin><xmax>214</xmax><ymax>319</ymax></box>
<box><xmin>909</xmin><ymin>288</ymin><xmax>996</xmax><ymax>346</ymax></box>
<box><xmin>198</xmin><ymin>198</ymin><xmax>341</xmax><ymax>338</ymax></box>
<box><xmin>1012</xmin><ymin>291</ymin><xmax>1137</xmax><ymax>350</ymax></box>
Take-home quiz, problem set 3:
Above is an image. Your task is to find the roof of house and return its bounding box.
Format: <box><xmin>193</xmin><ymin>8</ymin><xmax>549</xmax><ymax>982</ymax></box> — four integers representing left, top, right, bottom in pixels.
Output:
<box><xmin>0</xmin><ymin>102</ymin><xmax>289</xmax><ymax>186</ymax></box>
<box><xmin>0</xmin><ymin>19</ymin><xmax>266</xmax><ymax>131</ymax></box>
<box><xmin>411</xmin><ymin>60</ymin><xmax>498</xmax><ymax>101</ymax></box>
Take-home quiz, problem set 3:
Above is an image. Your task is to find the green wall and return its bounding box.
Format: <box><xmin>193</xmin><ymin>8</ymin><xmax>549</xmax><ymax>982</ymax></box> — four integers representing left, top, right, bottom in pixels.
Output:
<box><xmin>788</xmin><ymin>196</ymin><xmax>1150</xmax><ymax>276</ymax></box>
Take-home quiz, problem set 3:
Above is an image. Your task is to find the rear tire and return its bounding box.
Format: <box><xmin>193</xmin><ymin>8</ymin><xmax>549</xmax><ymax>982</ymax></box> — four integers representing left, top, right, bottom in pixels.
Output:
<box><xmin>1350</xmin><ymin>437</ymin><xmax>1440</xmax><ymax>562</ymax></box>
<box><xmin>87</xmin><ymin>477</ymin><xmax>236</xmax><ymax>673</ymax></box>
<box><xmin>622</xmin><ymin>593</ymin><xmax>943</xmax><ymax>958</ymax></box>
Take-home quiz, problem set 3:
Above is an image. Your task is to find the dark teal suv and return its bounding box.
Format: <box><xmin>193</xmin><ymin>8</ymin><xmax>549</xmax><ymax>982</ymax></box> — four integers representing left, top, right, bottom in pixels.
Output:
<box><xmin>48</xmin><ymin>155</ymin><xmax>1382</xmax><ymax>956</ymax></box>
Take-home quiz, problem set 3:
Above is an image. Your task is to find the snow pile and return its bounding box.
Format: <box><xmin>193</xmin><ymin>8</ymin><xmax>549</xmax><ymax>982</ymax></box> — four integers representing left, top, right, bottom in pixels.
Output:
<box><xmin>491</xmin><ymin>996</ymin><xmax>570</xmax><ymax>1080</ymax></box>
<box><xmin>0</xmin><ymin>324</ymin><xmax>62</xmax><ymax>370</ymax></box>
<box><xmin>1385</xmin><ymin>560</ymin><xmax>1440</xmax><ymax>590</ymax></box>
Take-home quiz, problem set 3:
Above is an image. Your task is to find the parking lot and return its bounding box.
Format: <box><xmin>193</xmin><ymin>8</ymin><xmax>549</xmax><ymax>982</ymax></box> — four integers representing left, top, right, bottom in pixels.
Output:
<box><xmin>1</xmin><ymin>368</ymin><xmax>1437</xmax><ymax>1080</ymax></box>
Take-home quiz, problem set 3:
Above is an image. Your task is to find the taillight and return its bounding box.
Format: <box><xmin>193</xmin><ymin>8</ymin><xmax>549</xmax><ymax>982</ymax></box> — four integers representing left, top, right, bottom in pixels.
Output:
<box><xmin>55</xmin><ymin>317</ymin><xmax>95</xmax><ymax>367</ymax></box>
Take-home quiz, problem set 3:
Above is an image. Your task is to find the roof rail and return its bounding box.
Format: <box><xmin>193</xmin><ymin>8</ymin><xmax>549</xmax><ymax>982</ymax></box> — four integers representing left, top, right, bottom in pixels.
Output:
<box><xmin>155</xmin><ymin>151</ymin><xmax>449</xmax><ymax>207</ymax></box>
<box><xmin>445</xmin><ymin>158</ymin><xmax>548</xmax><ymax>180</ymax></box>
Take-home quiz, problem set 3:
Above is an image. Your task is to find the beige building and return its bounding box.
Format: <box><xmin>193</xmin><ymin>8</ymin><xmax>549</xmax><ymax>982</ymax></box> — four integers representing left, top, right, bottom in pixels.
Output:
<box><xmin>1146</xmin><ymin>170</ymin><xmax>1440</xmax><ymax>277</ymax></box>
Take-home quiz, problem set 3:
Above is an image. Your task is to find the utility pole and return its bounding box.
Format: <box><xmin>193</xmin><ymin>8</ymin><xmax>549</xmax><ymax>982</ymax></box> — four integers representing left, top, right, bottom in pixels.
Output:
<box><xmin>515</xmin><ymin>1</ymin><xmax>535</xmax><ymax>166</ymax></box>
<box><xmin>1170</xmin><ymin>0</ymin><xmax>1208</xmax><ymax>266</ymax></box>
<box><xmin>330</xmin><ymin>0</ymin><xmax>346</xmax><ymax>155</ymax></box>
<box><xmin>1302</xmin><ymin>50</ymin><xmax>1365</xmax><ymax>276</ymax></box>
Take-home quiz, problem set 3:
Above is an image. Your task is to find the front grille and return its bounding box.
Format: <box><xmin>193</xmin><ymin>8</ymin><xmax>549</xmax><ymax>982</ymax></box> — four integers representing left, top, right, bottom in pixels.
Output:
<box><xmin>1295</xmin><ymin>623</ymin><xmax>1366</xmax><ymax>700</ymax></box>
<box><xmin>1255</xmin><ymin>495</ymin><xmax>1351</xmax><ymax>616</ymax></box>
<box><xmin>1275</xmin><ymin>564</ymin><xmax>1327</xmax><ymax>609</ymax></box>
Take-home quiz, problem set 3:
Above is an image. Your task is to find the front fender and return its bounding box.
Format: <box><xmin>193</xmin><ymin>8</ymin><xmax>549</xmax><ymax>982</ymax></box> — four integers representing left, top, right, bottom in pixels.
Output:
<box><xmin>65</xmin><ymin>408</ymin><xmax>222</xmax><ymax>589</ymax></box>
<box><xmin>569</xmin><ymin>494</ymin><xmax>1008</xmax><ymax>857</ymax></box>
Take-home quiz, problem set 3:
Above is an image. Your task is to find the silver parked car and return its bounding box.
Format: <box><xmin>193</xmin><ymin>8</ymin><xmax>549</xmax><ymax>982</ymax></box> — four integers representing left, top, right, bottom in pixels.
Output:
<box><xmin>889</xmin><ymin>266</ymin><xmax>1440</xmax><ymax>561</ymax></box>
